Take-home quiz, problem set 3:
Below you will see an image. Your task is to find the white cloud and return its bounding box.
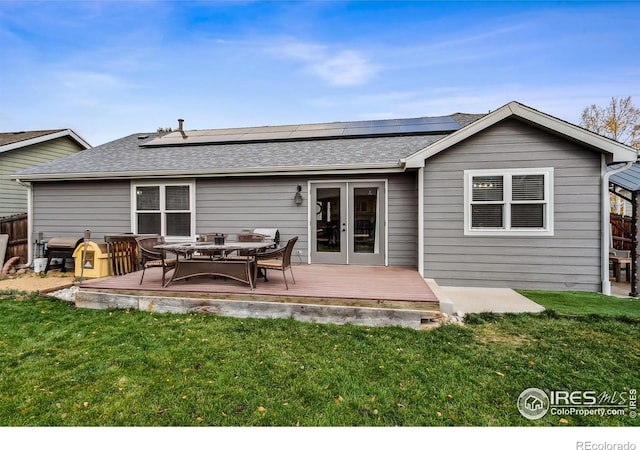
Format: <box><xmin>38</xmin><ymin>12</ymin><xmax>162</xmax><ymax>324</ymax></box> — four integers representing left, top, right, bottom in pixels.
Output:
<box><xmin>269</xmin><ymin>38</ymin><xmax>377</xmax><ymax>86</ymax></box>
<box><xmin>277</xmin><ymin>41</ymin><xmax>327</xmax><ymax>61</ymax></box>
<box><xmin>309</xmin><ymin>50</ymin><xmax>376</xmax><ymax>86</ymax></box>
<box><xmin>56</xmin><ymin>70</ymin><xmax>129</xmax><ymax>90</ymax></box>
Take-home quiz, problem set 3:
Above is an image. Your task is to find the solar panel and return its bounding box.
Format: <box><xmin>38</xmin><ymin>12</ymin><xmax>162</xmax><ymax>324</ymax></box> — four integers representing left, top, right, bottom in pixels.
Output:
<box><xmin>295</xmin><ymin>122</ymin><xmax>346</xmax><ymax>131</ymax></box>
<box><xmin>343</xmin><ymin>127</ymin><xmax>372</xmax><ymax>135</ymax></box>
<box><xmin>371</xmin><ymin>119</ymin><xmax>400</xmax><ymax>127</ymax></box>
<box><xmin>141</xmin><ymin>115</ymin><xmax>461</xmax><ymax>147</ymax></box>
<box><xmin>288</xmin><ymin>128</ymin><xmax>348</xmax><ymax>139</ymax></box>
<box><xmin>343</xmin><ymin>121</ymin><xmax>369</xmax><ymax>129</ymax></box>
<box><xmin>399</xmin><ymin>118</ymin><xmax>427</xmax><ymax>126</ymax></box>
<box><xmin>400</xmin><ymin>124</ymin><xmax>433</xmax><ymax>133</ymax></box>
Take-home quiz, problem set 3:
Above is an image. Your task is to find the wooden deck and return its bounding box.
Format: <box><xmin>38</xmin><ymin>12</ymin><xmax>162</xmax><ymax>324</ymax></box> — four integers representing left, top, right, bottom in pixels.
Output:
<box><xmin>76</xmin><ymin>264</ymin><xmax>442</xmax><ymax>329</ymax></box>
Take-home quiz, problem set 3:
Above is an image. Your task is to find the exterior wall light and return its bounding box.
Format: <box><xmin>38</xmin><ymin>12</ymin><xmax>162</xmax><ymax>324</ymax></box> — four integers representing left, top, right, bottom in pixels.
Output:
<box><xmin>294</xmin><ymin>185</ymin><xmax>303</xmax><ymax>205</ymax></box>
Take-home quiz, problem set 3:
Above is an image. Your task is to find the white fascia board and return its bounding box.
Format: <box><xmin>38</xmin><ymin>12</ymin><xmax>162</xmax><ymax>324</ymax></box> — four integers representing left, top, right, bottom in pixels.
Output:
<box><xmin>507</xmin><ymin>102</ymin><xmax>638</xmax><ymax>162</ymax></box>
<box><xmin>403</xmin><ymin>101</ymin><xmax>638</xmax><ymax>168</ymax></box>
<box><xmin>0</xmin><ymin>129</ymin><xmax>91</xmax><ymax>154</ymax></box>
<box><xmin>65</xmin><ymin>129</ymin><xmax>92</xmax><ymax>149</ymax></box>
<box><xmin>12</xmin><ymin>162</ymin><xmax>405</xmax><ymax>182</ymax></box>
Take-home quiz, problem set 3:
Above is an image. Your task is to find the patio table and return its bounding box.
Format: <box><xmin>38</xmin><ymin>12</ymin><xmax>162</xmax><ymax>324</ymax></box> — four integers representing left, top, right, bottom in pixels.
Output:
<box><xmin>155</xmin><ymin>241</ymin><xmax>273</xmax><ymax>289</ymax></box>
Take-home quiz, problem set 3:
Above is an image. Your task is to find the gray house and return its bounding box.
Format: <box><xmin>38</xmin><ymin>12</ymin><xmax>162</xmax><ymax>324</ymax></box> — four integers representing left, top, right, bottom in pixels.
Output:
<box><xmin>0</xmin><ymin>129</ymin><xmax>90</xmax><ymax>218</ymax></box>
<box><xmin>12</xmin><ymin>102</ymin><xmax>638</xmax><ymax>294</ymax></box>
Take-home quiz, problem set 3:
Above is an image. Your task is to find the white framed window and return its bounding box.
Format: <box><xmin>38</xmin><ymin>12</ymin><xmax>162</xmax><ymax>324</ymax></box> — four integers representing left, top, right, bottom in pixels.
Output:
<box><xmin>131</xmin><ymin>181</ymin><xmax>196</xmax><ymax>239</ymax></box>
<box><xmin>464</xmin><ymin>168</ymin><xmax>554</xmax><ymax>236</ymax></box>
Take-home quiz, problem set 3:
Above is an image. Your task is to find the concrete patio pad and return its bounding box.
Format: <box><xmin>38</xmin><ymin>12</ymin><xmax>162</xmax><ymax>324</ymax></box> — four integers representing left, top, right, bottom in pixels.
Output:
<box><xmin>438</xmin><ymin>286</ymin><xmax>545</xmax><ymax>315</ymax></box>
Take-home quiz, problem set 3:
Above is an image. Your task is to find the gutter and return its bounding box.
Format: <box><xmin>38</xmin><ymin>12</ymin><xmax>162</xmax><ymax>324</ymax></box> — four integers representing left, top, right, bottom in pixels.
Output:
<box><xmin>417</xmin><ymin>166</ymin><xmax>424</xmax><ymax>277</ymax></box>
<box><xmin>602</xmin><ymin>160</ymin><xmax>634</xmax><ymax>295</ymax></box>
<box><xmin>14</xmin><ymin>179</ymin><xmax>34</xmax><ymax>270</ymax></box>
<box><xmin>12</xmin><ymin>162</ymin><xmax>407</xmax><ymax>182</ymax></box>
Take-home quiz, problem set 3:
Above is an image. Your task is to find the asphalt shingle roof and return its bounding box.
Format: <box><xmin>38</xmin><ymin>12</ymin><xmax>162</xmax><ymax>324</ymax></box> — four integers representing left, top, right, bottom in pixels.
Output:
<box><xmin>0</xmin><ymin>129</ymin><xmax>65</xmax><ymax>147</ymax></box>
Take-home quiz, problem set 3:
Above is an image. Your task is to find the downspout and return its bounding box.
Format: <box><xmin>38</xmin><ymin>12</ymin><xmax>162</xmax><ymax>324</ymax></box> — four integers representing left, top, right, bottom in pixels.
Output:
<box><xmin>417</xmin><ymin>166</ymin><xmax>425</xmax><ymax>277</ymax></box>
<box><xmin>602</xmin><ymin>160</ymin><xmax>633</xmax><ymax>295</ymax></box>
<box><xmin>15</xmin><ymin>179</ymin><xmax>34</xmax><ymax>269</ymax></box>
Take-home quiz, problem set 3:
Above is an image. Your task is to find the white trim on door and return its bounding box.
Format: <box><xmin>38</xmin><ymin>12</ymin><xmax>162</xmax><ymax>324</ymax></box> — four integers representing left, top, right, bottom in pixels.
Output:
<box><xmin>308</xmin><ymin>179</ymin><xmax>388</xmax><ymax>266</ymax></box>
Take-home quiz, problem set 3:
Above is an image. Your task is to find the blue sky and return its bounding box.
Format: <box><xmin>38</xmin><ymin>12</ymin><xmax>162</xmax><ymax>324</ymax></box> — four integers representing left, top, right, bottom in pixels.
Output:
<box><xmin>1</xmin><ymin>1</ymin><xmax>639</xmax><ymax>146</ymax></box>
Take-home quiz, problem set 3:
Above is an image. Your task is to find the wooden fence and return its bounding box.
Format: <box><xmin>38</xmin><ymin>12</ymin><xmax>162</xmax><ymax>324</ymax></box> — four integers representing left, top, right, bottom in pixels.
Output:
<box><xmin>1</xmin><ymin>213</ymin><xmax>28</xmax><ymax>264</ymax></box>
<box><xmin>611</xmin><ymin>213</ymin><xmax>633</xmax><ymax>250</ymax></box>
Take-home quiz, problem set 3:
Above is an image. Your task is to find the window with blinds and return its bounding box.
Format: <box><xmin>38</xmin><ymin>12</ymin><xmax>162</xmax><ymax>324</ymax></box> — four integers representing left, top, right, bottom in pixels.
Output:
<box><xmin>511</xmin><ymin>175</ymin><xmax>545</xmax><ymax>228</ymax></box>
<box><xmin>133</xmin><ymin>182</ymin><xmax>194</xmax><ymax>238</ymax></box>
<box><xmin>471</xmin><ymin>176</ymin><xmax>504</xmax><ymax>228</ymax></box>
<box><xmin>465</xmin><ymin>168</ymin><xmax>553</xmax><ymax>236</ymax></box>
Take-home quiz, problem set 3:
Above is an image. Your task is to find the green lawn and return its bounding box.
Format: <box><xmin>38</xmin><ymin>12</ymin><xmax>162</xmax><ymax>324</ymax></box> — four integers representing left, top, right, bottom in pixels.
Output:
<box><xmin>518</xmin><ymin>290</ymin><xmax>640</xmax><ymax>318</ymax></box>
<box><xmin>0</xmin><ymin>290</ymin><xmax>638</xmax><ymax>426</ymax></box>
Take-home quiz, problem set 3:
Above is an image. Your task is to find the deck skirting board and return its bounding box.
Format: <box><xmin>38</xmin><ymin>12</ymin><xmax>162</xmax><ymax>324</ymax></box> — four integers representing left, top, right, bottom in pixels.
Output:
<box><xmin>75</xmin><ymin>289</ymin><xmax>440</xmax><ymax>329</ymax></box>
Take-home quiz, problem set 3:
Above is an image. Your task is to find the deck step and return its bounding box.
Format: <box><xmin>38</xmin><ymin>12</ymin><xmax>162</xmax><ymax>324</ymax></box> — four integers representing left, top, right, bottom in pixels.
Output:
<box><xmin>76</xmin><ymin>289</ymin><xmax>438</xmax><ymax>330</ymax></box>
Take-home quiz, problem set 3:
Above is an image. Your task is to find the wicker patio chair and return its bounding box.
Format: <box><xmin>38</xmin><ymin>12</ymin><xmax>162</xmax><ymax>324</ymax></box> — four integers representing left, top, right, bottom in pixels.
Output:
<box><xmin>135</xmin><ymin>235</ymin><xmax>176</xmax><ymax>286</ymax></box>
<box><xmin>255</xmin><ymin>236</ymin><xmax>298</xmax><ymax>290</ymax></box>
<box><xmin>224</xmin><ymin>232</ymin><xmax>267</xmax><ymax>259</ymax></box>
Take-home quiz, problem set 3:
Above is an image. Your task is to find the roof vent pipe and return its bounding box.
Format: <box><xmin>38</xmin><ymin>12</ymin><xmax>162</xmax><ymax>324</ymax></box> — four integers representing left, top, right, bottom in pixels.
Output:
<box><xmin>177</xmin><ymin>119</ymin><xmax>187</xmax><ymax>139</ymax></box>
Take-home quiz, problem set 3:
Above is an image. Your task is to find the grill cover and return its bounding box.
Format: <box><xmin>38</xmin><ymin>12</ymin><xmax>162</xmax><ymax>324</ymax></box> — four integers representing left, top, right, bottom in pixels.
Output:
<box><xmin>47</xmin><ymin>237</ymin><xmax>84</xmax><ymax>250</ymax></box>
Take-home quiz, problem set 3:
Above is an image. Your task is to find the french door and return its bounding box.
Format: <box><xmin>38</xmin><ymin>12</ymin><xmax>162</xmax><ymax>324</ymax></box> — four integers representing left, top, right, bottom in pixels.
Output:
<box><xmin>310</xmin><ymin>181</ymin><xmax>386</xmax><ymax>265</ymax></box>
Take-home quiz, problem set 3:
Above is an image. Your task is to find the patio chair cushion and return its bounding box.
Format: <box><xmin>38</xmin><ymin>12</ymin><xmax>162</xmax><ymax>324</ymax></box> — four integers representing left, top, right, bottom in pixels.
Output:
<box><xmin>144</xmin><ymin>258</ymin><xmax>177</xmax><ymax>268</ymax></box>
<box><xmin>254</xmin><ymin>258</ymin><xmax>282</xmax><ymax>268</ymax></box>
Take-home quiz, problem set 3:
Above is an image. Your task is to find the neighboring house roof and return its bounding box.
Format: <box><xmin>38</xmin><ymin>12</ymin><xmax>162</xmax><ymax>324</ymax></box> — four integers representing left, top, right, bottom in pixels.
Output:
<box><xmin>610</xmin><ymin>162</ymin><xmax>640</xmax><ymax>192</ymax></box>
<box><xmin>0</xmin><ymin>129</ymin><xmax>91</xmax><ymax>154</ymax></box>
<box><xmin>12</xmin><ymin>100</ymin><xmax>637</xmax><ymax>182</ymax></box>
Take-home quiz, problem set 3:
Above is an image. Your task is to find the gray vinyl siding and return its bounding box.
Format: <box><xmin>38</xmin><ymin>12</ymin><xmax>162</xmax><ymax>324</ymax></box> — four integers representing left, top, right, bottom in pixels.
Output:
<box><xmin>196</xmin><ymin>173</ymin><xmax>419</xmax><ymax>267</ymax></box>
<box><xmin>387</xmin><ymin>173</ymin><xmax>418</xmax><ymax>267</ymax></box>
<box><xmin>423</xmin><ymin>118</ymin><xmax>602</xmax><ymax>291</ymax></box>
<box><xmin>196</xmin><ymin>177</ymin><xmax>310</xmax><ymax>257</ymax></box>
<box><xmin>29</xmin><ymin>172</ymin><xmax>418</xmax><ymax>266</ymax></box>
<box><xmin>33</xmin><ymin>180</ymin><xmax>131</xmax><ymax>241</ymax></box>
<box><xmin>0</xmin><ymin>137</ymin><xmax>85</xmax><ymax>217</ymax></box>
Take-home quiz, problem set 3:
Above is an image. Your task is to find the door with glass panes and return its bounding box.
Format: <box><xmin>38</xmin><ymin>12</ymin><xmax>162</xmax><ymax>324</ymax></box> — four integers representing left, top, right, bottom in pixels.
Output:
<box><xmin>310</xmin><ymin>181</ymin><xmax>385</xmax><ymax>265</ymax></box>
